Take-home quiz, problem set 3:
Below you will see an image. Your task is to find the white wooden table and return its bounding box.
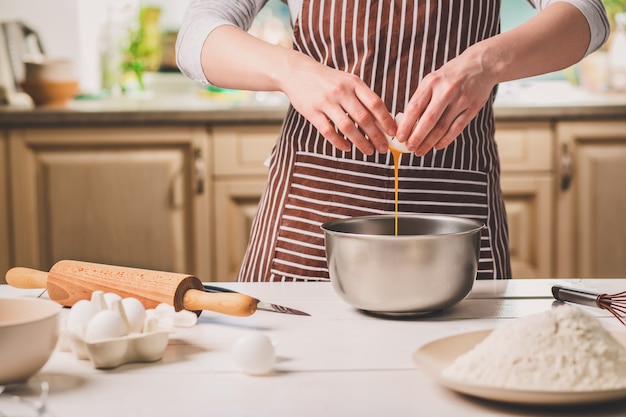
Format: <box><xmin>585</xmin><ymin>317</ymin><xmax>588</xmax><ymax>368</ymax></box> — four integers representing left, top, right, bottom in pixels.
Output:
<box><xmin>2</xmin><ymin>279</ymin><xmax>626</xmax><ymax>417</ymax></box>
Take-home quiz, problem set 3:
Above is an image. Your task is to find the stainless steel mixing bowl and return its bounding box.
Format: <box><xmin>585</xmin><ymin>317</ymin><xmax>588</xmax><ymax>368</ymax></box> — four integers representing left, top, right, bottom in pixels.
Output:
<box><xmin>321</xmin><ymin>214</ymin><xmax>485</xmax><ymax>316</ymax></box>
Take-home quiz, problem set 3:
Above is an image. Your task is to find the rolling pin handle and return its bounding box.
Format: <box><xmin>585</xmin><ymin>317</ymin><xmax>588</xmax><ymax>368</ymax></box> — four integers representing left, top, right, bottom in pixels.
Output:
<box><xmin>5</xmin><ymin>267</ymin><xmax>48</xmax><ymax>289</ymax></box>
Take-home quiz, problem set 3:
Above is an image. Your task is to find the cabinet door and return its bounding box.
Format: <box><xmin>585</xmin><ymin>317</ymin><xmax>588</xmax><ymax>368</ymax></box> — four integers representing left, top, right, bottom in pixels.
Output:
<box><xmin>496</xmin><ymin>123</ymin><xmax>554</xmax><ymax>278</ymax></box>
<box><xmin>212</xmin><ymin>125</ymin><xmax>279</xmax><ymax>281</ymax></box>
<box><xmin>214</xmin><ymin>179</ymin><xmax>267</xmax><ymax>281</ymax></box>
<box><xmin>500</xmin><ymin>176</ymin><xmax>553</xmax><ymax>278</ymax></box>
<box><xmin>9</xmin><ymin>127</ymin><xmax>210</xmax><ymax>277</ymax></box>
<box><xmin>556</xmin><ymin>121</ymin><xmax>626</xmax><ymax>278</ymax></box>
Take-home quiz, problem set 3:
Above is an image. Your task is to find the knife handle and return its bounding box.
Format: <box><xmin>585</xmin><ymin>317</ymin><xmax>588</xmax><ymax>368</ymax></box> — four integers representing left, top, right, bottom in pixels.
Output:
<box><xmin>183</xmin><ymin>288</ymin><xmax>258</xmax><ymax>317</ymax></box>
<box><xmin>551</xmin><ymin>285</ymin><xmax>601</xmax><ymax>309</ymax></box>
<box><xmin>203</xmin><ymin>284</ymin><xmax>237</xmax><ymax>294</ymax></box>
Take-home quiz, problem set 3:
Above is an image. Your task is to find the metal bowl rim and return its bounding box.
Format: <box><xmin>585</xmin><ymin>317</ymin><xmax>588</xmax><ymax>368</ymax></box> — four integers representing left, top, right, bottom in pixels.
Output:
<box><xmin>321</xmin><ymin>214</ymin><xmax>486</xmax><ymax>239</ymax></box>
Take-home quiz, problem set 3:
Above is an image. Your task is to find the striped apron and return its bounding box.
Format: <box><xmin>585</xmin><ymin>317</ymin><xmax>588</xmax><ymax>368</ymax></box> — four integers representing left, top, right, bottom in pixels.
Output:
<box><xmin>238</xmin><ymin>0</ymin><xmax>511</xmax><ymax>282</ymax></box>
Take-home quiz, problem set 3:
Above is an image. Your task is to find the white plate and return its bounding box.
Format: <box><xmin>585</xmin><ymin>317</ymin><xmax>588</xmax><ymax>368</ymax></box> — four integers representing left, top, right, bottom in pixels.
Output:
<box><xmin>413</xmin><ymin>329</ymin><xmax>626</xmax><ymax>405</ymax></box>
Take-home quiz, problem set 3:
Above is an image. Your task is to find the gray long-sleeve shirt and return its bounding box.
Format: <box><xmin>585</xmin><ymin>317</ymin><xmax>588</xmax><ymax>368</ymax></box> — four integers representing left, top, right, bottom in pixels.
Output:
<box><xmin>176</xmin><ymin>0</ymin><xmax>610</xmax><ymax>84</ymax></box>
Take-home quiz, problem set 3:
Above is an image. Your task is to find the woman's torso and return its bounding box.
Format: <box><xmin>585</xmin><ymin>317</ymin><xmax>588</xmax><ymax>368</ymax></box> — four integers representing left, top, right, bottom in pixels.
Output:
<box><xmin>238</xmin><ymin>0</ymin><xmax>511</xmax><ymax>282</ymax></box>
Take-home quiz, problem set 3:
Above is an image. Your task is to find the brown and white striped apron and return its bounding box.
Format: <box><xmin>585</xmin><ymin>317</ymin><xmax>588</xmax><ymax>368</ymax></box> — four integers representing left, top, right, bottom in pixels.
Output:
<box><xmin>238</xmin><ymin>0</ymin><xmax>511</xmax><ymax>282</ymax></box>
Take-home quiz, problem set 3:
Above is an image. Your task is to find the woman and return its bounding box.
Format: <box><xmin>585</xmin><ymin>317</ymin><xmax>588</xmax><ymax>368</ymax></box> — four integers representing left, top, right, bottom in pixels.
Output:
<box><xmin>177</xmin><ymin>0</ymin><xmax>609</xmax><ymax>281</ymax></box>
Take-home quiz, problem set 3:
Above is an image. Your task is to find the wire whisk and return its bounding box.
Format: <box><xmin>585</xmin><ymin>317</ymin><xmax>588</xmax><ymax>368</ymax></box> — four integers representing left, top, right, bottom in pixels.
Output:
<box><xmin>552</xmin><ymin>285</ymin><xmax>626</xmax><ymax>325</ymax></box>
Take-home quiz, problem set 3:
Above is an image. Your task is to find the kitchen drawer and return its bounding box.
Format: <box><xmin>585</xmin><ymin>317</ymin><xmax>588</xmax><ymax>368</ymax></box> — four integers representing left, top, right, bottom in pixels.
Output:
<box><xmin>211</xmin><ymin>125</ymin><xmax>281</xmax><ymax>177</ymax></box>
<box><xmin>211</xmin><ymin>122</ymin><xmax>554</xmax><ymax>175</ymax></box>
<box><xmin>495</xmin><ymin>122</ymin><xmax>554</xmax><ymax>172</ymax></box>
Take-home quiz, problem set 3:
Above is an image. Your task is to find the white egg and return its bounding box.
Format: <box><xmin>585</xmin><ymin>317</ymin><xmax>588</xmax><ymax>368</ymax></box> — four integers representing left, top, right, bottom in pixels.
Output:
<box><xmin>66</xmin><ymin>299</ymin><xmax>99</xmax><ymax>337</ymax></box>
<box><xmin>387</xmin><ymin>112</ymin><xmax>411</xmax><ymax>153</ymax></box>
<box><xmin>232</xmin><ymin>331</ymin><xmax>276</xmax><ymax>375</ymax></box>
<box><xmin>121</xmin><ymin>297</ymin><xmax>147</xmax><ymax>333</ymax></box>
<box><xmin>84</xmin><ymin>310</ymin><xmax>128</xmax><ymax>343</ymax></box>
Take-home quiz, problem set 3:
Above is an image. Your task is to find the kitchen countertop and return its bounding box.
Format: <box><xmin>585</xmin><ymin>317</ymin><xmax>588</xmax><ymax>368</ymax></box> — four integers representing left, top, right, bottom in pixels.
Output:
<box><xmin>0</xmin><ymin>91</ymin><xmax>292</xmax><ymax>127</ymax></box>
<box><xmin>2</xmin><ymin>279</ymin><xmax>626</xmax><ymax>417</ymax></box>
<box><xmin>1</xmin><ymin>81</ymin><xmax>626</xmax><ymax>128</ymax></box>
<box><xmin>0</xmin><ymin>90</ymin><xmax>292</xmax><ymax>128</ymax></box>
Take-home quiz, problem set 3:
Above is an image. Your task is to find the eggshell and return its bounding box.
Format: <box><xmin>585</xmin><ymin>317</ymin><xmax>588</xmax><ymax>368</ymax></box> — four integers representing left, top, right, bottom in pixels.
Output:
<box><xmin>122</xmin><ymin>297</ymin><xmax>147</xmax><ymax>333</ymax></box>
<box><xmin>149</xmin><ymin>303</ymin><xmax>176</xmax><ymax>330</ymax></box>
<box><xmin>84</xmin><ymin>310</ymin><xmax>128</xmax><ymax>343</ymax></box>
<box><xmin>173</xmin><ymin>310</ymin><xmax>198</xmax><ymax>328</ymax></box>
<box><xmin>232</xmin><ymin>331</ymin><xmax>276</xmax><ymax>375</ymax></box>
<box><xmin>388</xmin><ymin>112</ymin><xmax>411</xmax><ymax>153</ymax></box>
<box><xmin>389</xmin><ymin>138</ymin><xmax>410</xmax><ymax>153</ymax></box>
<box><xmin>66</xmin><ymin>299</ymin><xmax>99</xmax><ymax>337</ymax></box>
<box><xmin>154</xmin><ymin>303</ymin><xmax>175</xmax><ymax>319</ymax></box>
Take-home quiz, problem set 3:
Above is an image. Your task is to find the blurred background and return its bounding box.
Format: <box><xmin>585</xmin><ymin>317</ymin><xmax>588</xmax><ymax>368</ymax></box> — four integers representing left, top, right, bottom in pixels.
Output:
<box><xmin>1</xmin><ymin>0</ymin><xmax>292</xmax><ymax>96</ymax></box>
<box><xmin>1</xmin><ymin>0</ymin><xmax>552</xmax><ymax>97</ymax></box>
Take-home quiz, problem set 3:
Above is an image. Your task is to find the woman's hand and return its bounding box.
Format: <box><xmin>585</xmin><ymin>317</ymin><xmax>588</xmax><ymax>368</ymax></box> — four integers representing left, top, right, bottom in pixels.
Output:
<box><xmin>197</xmin><ymin>26</ymin><xmax>395</xmax><ymax>155</ymax></box>
<box><xmin>280</xmin><ymin>54</ymin><xmax>396</xmax><ymax>155</ymax></box>
<box><xmin>396</xmin><ymin>1</ymin><xmax>598</xmax><ymax>157</ymax></box>
<box><xmin>396</xmin><ymin>45</ymin><xmax>496</xmax><ymax>156</ymax></box>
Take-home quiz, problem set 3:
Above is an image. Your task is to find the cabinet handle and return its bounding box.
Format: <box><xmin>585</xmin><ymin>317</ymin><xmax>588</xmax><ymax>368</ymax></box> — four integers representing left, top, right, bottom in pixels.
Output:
<box><xmin>194</xmin><ymin>148</ymin><xmax>206</xmax><ymax>194</ymax></box>
<box><xmin>560</xmin><ymin>143</ymin><xmax>572</xmax><ymax>191</ymax></box>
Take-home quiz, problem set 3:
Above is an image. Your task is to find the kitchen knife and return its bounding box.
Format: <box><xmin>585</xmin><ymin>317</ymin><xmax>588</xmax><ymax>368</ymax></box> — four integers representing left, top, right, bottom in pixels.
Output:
<box><xmin>203</xmin><ymin>284</ymin><xmax>310</xmax><ymax>316</ymax></box>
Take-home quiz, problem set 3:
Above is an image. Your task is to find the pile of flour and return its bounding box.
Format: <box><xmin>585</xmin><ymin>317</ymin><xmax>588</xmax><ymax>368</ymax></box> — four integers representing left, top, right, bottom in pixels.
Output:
<box><xmin>443</xmin><ymin>304</ymin><xmax>626</xmax><ymax>391</ymax></box>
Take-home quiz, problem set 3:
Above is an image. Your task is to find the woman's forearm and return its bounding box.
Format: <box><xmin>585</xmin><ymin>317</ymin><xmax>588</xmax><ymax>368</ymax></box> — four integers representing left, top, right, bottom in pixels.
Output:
<box><xmin>201</xmin><ymin>24</ymin><xmax>396</xmax><ymax>155</ymax></box>
<box><xmin>200</xmin><ymin>25</ymin><xmax>304</xmax><ymax>92</ymax></box>
<box><xmin>474</xmin><ymin>2</ymin><xmax>595</xmax><ymax>84</ymax></box>
<box><xmin>397</xmin><ymin>1</ymin><xmax>607</xmax><ymax>154</ymax></box>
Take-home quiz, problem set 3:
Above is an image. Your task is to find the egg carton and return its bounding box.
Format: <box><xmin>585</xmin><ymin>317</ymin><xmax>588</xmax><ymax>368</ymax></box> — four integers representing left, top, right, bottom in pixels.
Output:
<box><xmin>59</xmin><ymin>291</ymin><xmax>197</xmax><ymax>369</ymax></box>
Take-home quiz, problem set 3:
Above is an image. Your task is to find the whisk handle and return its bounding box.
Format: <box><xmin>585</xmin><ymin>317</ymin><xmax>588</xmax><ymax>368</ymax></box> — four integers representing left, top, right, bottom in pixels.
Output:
<box><xmin>551</xmin><ymin>285</ymin><xmax>600</xmax><ymax>308</ymax></box>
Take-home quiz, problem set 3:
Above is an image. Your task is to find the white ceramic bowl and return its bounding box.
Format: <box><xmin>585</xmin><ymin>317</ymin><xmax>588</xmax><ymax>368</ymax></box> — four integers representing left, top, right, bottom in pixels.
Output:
<box><xmin>0</xmin><ymin>297</ymin><xmax>62</xmax><ymax>384</ymax></box>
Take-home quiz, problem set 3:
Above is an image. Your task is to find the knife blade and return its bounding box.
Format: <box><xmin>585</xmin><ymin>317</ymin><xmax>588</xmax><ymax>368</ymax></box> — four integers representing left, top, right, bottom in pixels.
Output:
<box><xmin>202</xmin><ymin>284</ymin><xmax>310</xmax><ymax>316</ymax></box>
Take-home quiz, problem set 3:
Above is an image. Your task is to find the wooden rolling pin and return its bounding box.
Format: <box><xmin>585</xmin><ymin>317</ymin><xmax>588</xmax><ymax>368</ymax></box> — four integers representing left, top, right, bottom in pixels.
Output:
<box><xmin>5</xmin><ymin>260</ymin><xmax>257</xmax><ymax>317</ymax></box>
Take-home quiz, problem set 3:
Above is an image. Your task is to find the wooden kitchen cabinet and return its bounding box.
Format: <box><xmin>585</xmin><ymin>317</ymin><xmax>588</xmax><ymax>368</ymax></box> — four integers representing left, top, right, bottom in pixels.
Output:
<box><xmin>0</xmin><ymin>130</ymin><xmax>10</xmax><ymax>283</ymax></box>
<box><xmin>7</xmin><ymin>126</ymin><xmax>211</xmax><ymax>278</ymax></box>
<box><xmin>4</xmin><ymin>118</ymin><xmax>623</xmax><ymax>284</ymax></box>
<box><xmin>210</xmin><ymin>122</ymin><xmax>555</xmax><ymax>281</ymax></box>
<box><xmin>495</xmin><ymin>123</ymin><xmax>555</xmax><ymax>278</ymax></box>
<box><xmin>1</xmin><ymin>85</ymin><xmax>623</xmax><ymax>285</ymax></box>
<box><xmin>556</xmin><ymin>120</ymin><xmax>626</xmax><ymax>278</ymax></box>
<box><xmin>211</xmin><ymin>125</ymin><xmax>279</xmax><ymax>281</ymax></box>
